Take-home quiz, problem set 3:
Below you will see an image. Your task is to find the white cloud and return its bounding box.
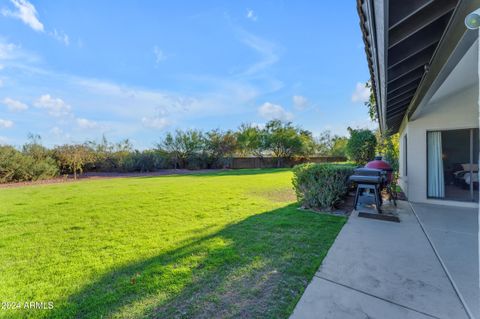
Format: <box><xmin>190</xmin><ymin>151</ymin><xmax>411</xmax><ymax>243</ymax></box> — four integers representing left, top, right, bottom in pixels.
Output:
<box><xmin>34</xmin><ymin>94</ymin><xmax>71</xmax><ymax>117</ymax></box>
<box><xmin>292</xmin><ymin>95</ymin><xmax>308</xmax><ymax>110</ymax></box>
<box><xmin>75</xmin><ymin>77</ymin><xmax>255</xmax><ymax>119</ymax></box>
<box><xmin>49</xmin><ymin>126</ymin><xmax>71</xmax><ymax>141</ymax></box>
<box><xmin>50</xmin><ymin>29</ymin><xmax>70</xmax><ymax>46</ymax></box>
<box><xmin>49</xmin><ymin>126</ymin><xmax>63</xmax><ymax>136</ymax></box>
<box><xmin>0</xmin><ymin>42</ymin><xmax>18</xmax><ymax>60</ymax></box>
<box><xmin>246</xmin><ymin>9</ymin><xmax>257</xmax><ymax>21</ymax></box>
<box><xmin>0</xmin><ymin>39</ymin><xmax>38</xmax><ymax>63</ymax></box>
<box><xmin>142</xmin><ymin>116</ymin><xmax>170</xmax><ymax>130</ymax></box>
<box><xmin>2</xmin><ymin>2</ymin><xmax>69</xmax><ymax>46</ymax></box>
<box><xmin>76</xmin><ymin>118</ymin><xmax>98</xmax><ymax>129</ymax></box>
<box><xmin>1</xmin><ymin>0</ymin><xmax>44</xmax><ymax>32</ymax></box>
<box><xmin>239</xmin><ymin>31</ymin><xmax>279</xmax><ymax>75</ymax></box>
<box><xmin>2</xmin><ymin>97</ymin><xmax>28</xmax><ymax>111</ymax></box>
<box><xmin>258</xmin><ymin>102</ymin><xmax>293</xmax><ymax>121</ymax></box>
<box><xmin>351</xmin><ymin>82</ymin><xmax>370</xmax><ymax>103</ymax></box>
<box><xmin>153</xmin><ymin>46</ymin><xmax>166</xmax><ymax>64</ymax></box>
<box><xmin>0</xmin><ymin>118</ymin><xmax>14</xmax><ymax>128</ymax></box>
<box><xmin>0</xmin><ymin>136</ymin><xmax>9</xmax><ymax>144</ymax></box>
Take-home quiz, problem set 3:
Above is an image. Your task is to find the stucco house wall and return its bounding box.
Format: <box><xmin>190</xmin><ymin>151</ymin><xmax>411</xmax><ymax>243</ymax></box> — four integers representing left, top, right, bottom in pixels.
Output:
<box><xmin>398</xmin><ymin>85</ymin><xmax>479</xmax><ymax>207</ymax></box>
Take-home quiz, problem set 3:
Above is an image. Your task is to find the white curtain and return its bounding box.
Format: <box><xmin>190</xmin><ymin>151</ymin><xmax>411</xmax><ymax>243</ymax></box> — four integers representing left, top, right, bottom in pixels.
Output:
<box><xmin>427</xmin><ymin>132</ymin><xmax>445</xmax><ymax>198</ymax></box>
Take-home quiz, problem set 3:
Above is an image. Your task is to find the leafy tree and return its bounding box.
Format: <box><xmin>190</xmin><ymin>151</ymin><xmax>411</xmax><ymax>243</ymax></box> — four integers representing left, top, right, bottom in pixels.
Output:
<box><xmin>315</xmin><ymin>131</ymin><xmax>349</xmax><ymax>157</ymax></box>
<box><xmin>264</xmin><ymin>120</ymin><xmax>315</xmax><ymax>167</ymax></box>
<box><xmin>365</xmin><ymin>81</ymin><xmax>378</xmax><ymax>122</ymax></box>
<box><xmin>205</xmin><ymin>129</ymin><xmax>237</xmax><ymax>168</ymax></box>
<box><xmin>298</xmin><ymin>129</ymin><xmax>317</xmax><ymax>157</ymax></box>
<box><xmin>53</xmin><ymin>144</ymin><xmax>95</xmax><ymax>179</ymax></box>
<box><xmin>330</xmin><ymin>136</ymin><xmax>348</xmax><ymax>157</ymax></box>
<box><xmin>157</xmin><ymin>129</ymin><xmax>205</xmax><ymax>168</ymax></box>
<box><xmin>22</xmin><ymin>133</ymin><xmax>51</xmax><ymax>160</ymax></box>
<box><xmin>315</xmin><ymin>131</ymin><xmax>334</xmax><ymax>155</ymax></box>
<box><xmin>345</xmin><ymin>128</ymin><xmax>377</xmax><ymax>165</ymax></box>
<box><xmin>376</xmin><ymin>130</ymin><xmax>399</xmax><ymax>172</ymax></box>
<box><xmin>86</xmin><ymin>136</ymin><xmax>134</xmax><ymax>171</ymax></box>
<box><xmin>235</xmin><ymin>124</ymin><xmax>266</xmax><ymax>157</ymax></box>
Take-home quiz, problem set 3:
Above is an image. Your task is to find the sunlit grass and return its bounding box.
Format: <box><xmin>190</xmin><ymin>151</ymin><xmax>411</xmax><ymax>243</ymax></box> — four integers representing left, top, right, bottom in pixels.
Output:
<box><xmin>0</xmin><ymin>169</ymin><xmax>345</xmax><ymax>318</ymax></box>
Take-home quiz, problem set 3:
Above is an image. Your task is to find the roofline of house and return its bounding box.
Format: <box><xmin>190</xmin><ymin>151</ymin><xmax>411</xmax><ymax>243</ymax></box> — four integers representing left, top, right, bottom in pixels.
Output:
<box><xmin>357</xmin><ymin>0</ymin><xmax>479</xmax><ymax>134</ymax></box>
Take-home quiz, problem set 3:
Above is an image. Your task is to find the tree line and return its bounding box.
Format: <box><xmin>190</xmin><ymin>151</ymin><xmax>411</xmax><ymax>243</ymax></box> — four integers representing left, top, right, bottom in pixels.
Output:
<box><xmin>0</xmin><ymin>120</ymin><xmax>378</xmax><ymax>183</ymax></box>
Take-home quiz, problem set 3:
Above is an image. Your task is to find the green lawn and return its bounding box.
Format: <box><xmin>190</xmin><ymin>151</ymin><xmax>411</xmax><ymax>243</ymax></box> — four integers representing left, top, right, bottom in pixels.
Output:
<box><xmin>0</xmin><ymin>169</ymin><xmax>345</xmax><ymax>319</ymax></box>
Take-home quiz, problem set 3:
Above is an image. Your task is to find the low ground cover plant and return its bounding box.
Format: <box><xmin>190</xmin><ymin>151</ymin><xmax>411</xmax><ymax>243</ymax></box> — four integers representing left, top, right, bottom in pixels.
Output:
<box><xmin>292</xmin><ymin>163</ymin><xmax>356</xmax><ymax>210</ymax></box>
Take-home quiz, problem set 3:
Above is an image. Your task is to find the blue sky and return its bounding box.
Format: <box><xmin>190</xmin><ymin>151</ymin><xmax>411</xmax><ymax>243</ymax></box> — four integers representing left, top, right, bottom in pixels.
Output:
<box><xmin>0</xmin><ymin>0</ymin><xmax>375</xmax><ymax>149</ymax></box>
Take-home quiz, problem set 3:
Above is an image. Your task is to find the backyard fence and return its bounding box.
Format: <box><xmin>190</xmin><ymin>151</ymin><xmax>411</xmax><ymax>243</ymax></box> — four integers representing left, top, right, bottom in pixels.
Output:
<box><xmin>230</xmin><ymin>156</ymin><xmax>347</xmax><ymax>169</ymax></box>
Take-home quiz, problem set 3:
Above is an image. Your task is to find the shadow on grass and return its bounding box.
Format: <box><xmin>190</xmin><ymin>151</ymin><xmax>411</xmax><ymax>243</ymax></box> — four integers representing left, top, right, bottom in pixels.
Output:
<box><xmin>48</xmin><ymin>204</ymin><xmax>344</xmax><ymax>319</ymax></box>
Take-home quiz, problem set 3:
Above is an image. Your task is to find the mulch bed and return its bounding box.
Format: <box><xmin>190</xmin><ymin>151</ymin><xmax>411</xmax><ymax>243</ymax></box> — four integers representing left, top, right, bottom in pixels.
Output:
<box><xmin>298</xmin><ymin>188</ymin><xmax>407</xmax><ymax>217</ymax></box>
<box><xmin>297</xmin><ymin>192</ymin><xmax>356</xmax><ymax>217</ymax></box>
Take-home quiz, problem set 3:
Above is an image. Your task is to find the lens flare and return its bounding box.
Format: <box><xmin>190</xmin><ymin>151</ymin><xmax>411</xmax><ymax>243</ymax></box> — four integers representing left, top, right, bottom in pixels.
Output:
<box><xmin>465</xmin><ymin>13</ymin><xmax>480</xmax><ymax>29</ymax></box>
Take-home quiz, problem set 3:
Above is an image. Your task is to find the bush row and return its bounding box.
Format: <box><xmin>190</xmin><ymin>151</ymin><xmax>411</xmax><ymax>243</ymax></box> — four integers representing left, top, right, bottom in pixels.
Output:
<box><xmin>0</xmin><ymin>121</ymin><xmax>379</xmax><ymax>184</ymax></box>
<box><xmin>0</xmin><ymin>145</ymin><xmax>170</xmax><ymax>183</ymax></box>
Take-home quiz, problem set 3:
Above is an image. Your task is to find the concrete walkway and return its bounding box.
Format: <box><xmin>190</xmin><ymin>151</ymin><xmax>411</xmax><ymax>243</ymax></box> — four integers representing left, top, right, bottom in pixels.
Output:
<box><xmin>411</xmin><ymin>203</ymin><xmax>479</xmax><ymax>319</ymax></box>
<box><xmin>290</xmin><ymin>201</ymin><xmax>470</xmax><ymax>319</ymax></box>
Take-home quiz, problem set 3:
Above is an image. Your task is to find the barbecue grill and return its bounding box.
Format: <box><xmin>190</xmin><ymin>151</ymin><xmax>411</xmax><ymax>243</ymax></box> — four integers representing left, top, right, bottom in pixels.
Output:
<box><xmin>349</xmin><ymin>156</ymin><xmax>397</xmax><ymax>214</ymax></box>
<box><xmin>366</xmin><ymin>156</ymin><xmax>394</xmax><ymax>183</ymax></box>
<box><xmin>350</xmin><ymin>167</ymin><xmax>386</xmax><ymax>213</ymax></box>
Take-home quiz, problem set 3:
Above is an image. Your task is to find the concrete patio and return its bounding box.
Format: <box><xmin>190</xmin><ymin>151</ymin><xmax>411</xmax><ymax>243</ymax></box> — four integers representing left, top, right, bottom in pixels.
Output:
<box><xmin>412</xmin><ymin>203</ymin><xmax>479</xmax><ymax>319</ymax></box>
<box><xmin>290</xmin><ymin>200</ymin><xmax>475</xmax><ymax>319</ymax></box>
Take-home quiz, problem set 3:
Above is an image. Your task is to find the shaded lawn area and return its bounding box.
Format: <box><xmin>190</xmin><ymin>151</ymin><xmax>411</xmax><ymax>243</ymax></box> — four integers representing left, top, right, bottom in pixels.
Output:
<box><xmin>0</xmin><ymin>169</ymin><xmax>345</xmax><ymax>319</ymax></box>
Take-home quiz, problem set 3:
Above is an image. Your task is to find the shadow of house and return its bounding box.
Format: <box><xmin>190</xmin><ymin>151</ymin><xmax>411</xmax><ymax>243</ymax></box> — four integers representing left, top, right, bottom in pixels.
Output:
<box><xmin>49</xmin><ymin>204</ymin><xmax>344</xmax><ymax>319</ymax></box>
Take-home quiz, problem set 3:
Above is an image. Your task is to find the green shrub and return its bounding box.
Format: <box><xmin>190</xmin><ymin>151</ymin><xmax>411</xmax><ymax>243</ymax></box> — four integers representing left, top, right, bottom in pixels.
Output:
<box><xmin>122</xmin><ymin>150</ymin><xmax>167</xmax><ymax>172</ymax></box>
<box><xmin>0</xmin><ymin>146</ymin><xmax>28</xmax><ymax>183</ymax></box>
<box><xmin>0</xmin><ymin>146</ymin><xmax>58</xmax><ymax>183</ymax></box>
<box><xmin>345</xmin><ymin>128</ymin><xmax>377</xmax><ymax>165</ymax></box>
<box><xmin>28</xmin><ymin>157</ymin><xmax>59</xmax><ymax>181</ymax></box>
<box><xmin>292</xmin><ymin>163</ymin><xmax>356</xmax><ymax>210</ymax></box>
<box><xmin>376</xmin><ymin>131</ymin><xmax>399</xmax><ymax>172</ymax></box>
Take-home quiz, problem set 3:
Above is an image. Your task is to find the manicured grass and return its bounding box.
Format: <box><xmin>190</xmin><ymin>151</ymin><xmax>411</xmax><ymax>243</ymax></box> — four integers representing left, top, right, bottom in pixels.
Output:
<box><xmin>0</xmin><ymin>169</ymin><xmax>345</xmax><ymax>319</ymax></box>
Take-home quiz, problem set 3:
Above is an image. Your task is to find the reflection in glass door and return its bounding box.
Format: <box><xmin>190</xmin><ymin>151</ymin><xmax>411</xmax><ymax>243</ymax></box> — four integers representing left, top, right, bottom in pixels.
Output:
<box><xmin>427</xmin><ymin>129</ymin><xmax>479</xmax><ymax>202</ymax></box>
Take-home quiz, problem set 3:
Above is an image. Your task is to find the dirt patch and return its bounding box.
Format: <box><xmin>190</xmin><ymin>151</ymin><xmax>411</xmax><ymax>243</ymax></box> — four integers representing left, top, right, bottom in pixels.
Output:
<box><xmin>253</xmin><ymin>188</ymin><xmax>297</xmax><ymax>203</ymax></box>
<box><xmin>154</xmin><ymin>266</ymin><xmax>283</xmax><ymax>319</ymax></box>
<box><xmin>0</xmin><ymin>169</ymin><xmax>225</xmax><ymax>189</ymax></box>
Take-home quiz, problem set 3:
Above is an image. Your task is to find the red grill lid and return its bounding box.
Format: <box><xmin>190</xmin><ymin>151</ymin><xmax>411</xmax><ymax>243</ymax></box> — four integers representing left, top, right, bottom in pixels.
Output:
<box><xmin>365</xmin><ymin>156</ymin><xmax>393</xmax><ymax>182</ymax></box>
<box><xmin>365</xmin><ymin>156</ymin><xmax>392</xmax><ymax>170</ymax></box>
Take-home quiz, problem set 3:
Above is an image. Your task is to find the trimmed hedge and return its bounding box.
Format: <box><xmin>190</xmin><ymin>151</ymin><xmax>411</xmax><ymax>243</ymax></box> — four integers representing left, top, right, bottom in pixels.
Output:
<box><xmin>292</xmin><ymin>163</ymin><xmax>356</xmax><ymax>210</ymax></box>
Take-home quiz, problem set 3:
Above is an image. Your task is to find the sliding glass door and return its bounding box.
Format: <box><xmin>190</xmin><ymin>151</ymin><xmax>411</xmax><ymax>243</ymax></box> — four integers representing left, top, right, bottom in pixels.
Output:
<box><xmin>427</xmin><ymin>128</ymin><xmax>479</xmax><ymax>202</ymax></box>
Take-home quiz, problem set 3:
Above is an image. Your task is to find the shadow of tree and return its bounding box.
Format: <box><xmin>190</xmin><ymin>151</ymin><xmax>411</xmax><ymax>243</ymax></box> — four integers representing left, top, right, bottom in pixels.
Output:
<box><xmin>48</xmin><ymin>204</ymin><xmax>344</xmax><ymax>319</ymax></box>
